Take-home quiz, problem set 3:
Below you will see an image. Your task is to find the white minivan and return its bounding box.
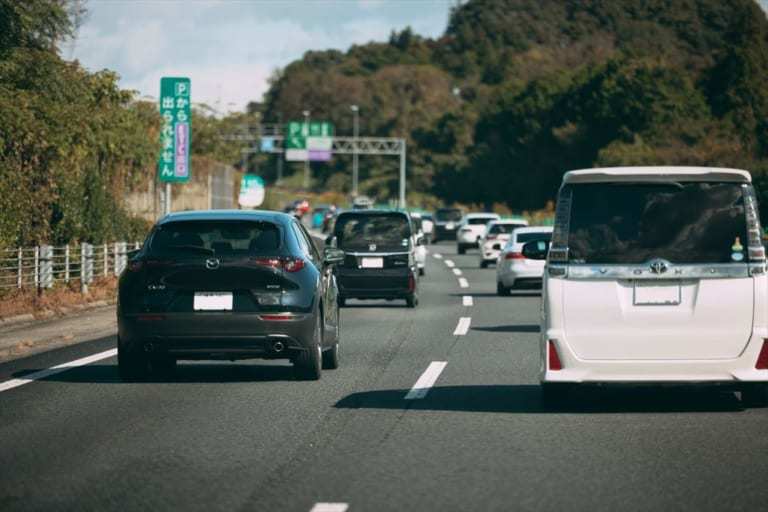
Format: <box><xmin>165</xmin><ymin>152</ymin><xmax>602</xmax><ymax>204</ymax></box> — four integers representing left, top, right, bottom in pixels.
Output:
<box><xmin>540</xmin><ymin>167</ymin><xmax>768</xmax><ymax>406</ymax></box>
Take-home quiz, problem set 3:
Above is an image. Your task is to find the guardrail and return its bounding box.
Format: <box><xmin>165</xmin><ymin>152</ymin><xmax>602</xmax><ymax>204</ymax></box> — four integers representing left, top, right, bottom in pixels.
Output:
<box><xmin>0</xmin><ymin>241</ymin><xmax>141</xmax><ymax>293</ymax></box>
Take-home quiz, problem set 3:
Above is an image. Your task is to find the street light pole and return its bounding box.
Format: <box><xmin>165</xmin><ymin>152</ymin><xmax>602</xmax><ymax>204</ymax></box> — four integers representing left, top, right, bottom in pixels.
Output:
<box><xmin>302</xmin><ymin>110</ymin><xmax>310</xmax><ymax>190</ymax></box>
<box><xmin>351</xmin><ymin>105</ymin><xmax>359</xmax><ymax>198</ymax></box>
<box><xmin>276</xmin><ymin>112</ymin><xmax>283</xmax><ymax>185</ymax></box>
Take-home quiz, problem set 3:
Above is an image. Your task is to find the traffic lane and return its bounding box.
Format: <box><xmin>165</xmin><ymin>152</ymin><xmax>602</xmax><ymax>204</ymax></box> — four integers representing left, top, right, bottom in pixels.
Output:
<box><xmin>248</xmin><ymin>246</ymin><xmax>768</xmax><ymax>511</ymax></box>
<box><xmin>0</xmin><ymin>252</ymin><xmax>462</xmax><ymax>511</ymax></box>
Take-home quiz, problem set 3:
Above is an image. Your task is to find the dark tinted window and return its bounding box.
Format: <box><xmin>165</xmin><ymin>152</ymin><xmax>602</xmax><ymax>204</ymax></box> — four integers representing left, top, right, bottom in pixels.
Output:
<box><xmin>149</xmin><ymin>220</ymin><xmax>281</xmax><ymax>256</ymax></box>
<box><xmin>489</xmin><ymin>223</ymin><xmax>527</xmax><ymax>234</ymax></box>
<box><xmin>334</xmin><ymin>213</ymin><xmax>411</xmax><ymax>251</ymax></box>
<box><xmin>517</xmin><ymin>232</ymin><xmax>552</xmax><ymax>243</ymax></box>
<box><xmin>468</xmin><ymin>217</ymin><xmax>496</xmax><ymax>225</ymax></box>
<box><xmin>567</xmin><ymin>183</ymin><xmax>747</xmax><ymax>264</ymax></box>
<box><xmin>435</xmin><ymin>209</ymin><xmax>462</xmax><ymax>222</ymax></box>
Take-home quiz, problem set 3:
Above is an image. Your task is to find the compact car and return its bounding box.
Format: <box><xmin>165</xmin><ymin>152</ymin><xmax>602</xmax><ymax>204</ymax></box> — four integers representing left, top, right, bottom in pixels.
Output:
<box><xmin>496</xmin><ymin>226</ymin><xmax>552</xmax><ymax>293</ymax></box>
<box><xmin>117</xmin><ymin>210</ymin><xmax>343</xmax><ymax>381</ymax></box>
<box><xmin>479</xmin><ymin>219</ymin><xmax>530</xmax><ymax>267</ymax></box>
<box><xmin>541</xmin><ymin>167</ymin><xmax>768</xmax><ymax>406</ymax></box>
<box><xmin>456</xmin><ymin>213</ymin><xmax>500</xmax><ymax>254</ymax></box>
<box><xmin>433</xmin><ymin>207</ymin><xmax>463</xmax><ymax>243</ymax></box>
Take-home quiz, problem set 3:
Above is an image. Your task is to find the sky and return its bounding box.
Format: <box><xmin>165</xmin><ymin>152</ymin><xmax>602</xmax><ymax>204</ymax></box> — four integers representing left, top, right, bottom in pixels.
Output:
<box><xmin>66</xmin><ymin>0</ymin><xmax>456</xmax><ymax>113</ymax></box>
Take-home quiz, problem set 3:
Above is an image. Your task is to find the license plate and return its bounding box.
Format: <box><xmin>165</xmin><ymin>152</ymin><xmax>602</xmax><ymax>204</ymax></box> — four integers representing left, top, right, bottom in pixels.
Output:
<box><xmin>633</xmin><ymin>281</ymin><xmax>681</xmax><ymax>306</ymax></box>
<box><xmin>193</xmin><ymin>292</ymin><xmax>233</xmax><ymax>311</ymax></box>
<box><xmin>446</xmin><ymin>222</ymin><xmax>455</xmax><ymax>229</ymax></box>
<box><xmin>360</xmin><ymin>257</ymin><xmax>384</xmax><ymax>269</ymax></box>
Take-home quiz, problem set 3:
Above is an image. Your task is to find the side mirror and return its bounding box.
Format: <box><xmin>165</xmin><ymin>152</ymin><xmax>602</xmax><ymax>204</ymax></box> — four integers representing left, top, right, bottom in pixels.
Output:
<box><xmin>415</xmin><ymin>234</ymin><xmax>425</xmax><ymax>246</ymax></box>
<box><xmin>323</xmin><ymin>247</ymin><xmax>345</xmax><ymax>265</ymax></box>
<box><xmin>325</xmin><ymin>235</ymin><xmax>337</xmax><ymax>247</ymax></box>
<box><xmin>521</xmin><ymin>240</ymin><xmax>549</xmax><ymax>260</ymax></box>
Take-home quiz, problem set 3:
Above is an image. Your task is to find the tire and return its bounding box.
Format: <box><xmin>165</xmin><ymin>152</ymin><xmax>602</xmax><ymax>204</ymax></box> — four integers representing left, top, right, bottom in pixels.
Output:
<box><xmin>457</xmin><ymin>245</ymin><xmax>466</xmax><ymax>255</ymax></box>
<box><xmin>496</xmin><ymin>281</ymin><xmax>511</xmax><ymax>296</ymax></box>
<box><xmin>322</xmin><ymin>306</ymin><xmax>340</xmax><ymax>370</ymax></box>
<box><xmin>418</xmin><ymin>267</ymin><xmax>425</xmax><ymax>276</ymax></box>
<box><xmin>541</xmin><ymin>382</ymin><xmax>573</xmax><ymax>407</ymax></box>
<box><xmin>406</xmin><ymin>294</ymin><xmax>419</xmax><ymax>308</ymax></box>
<box><xmin>480</xmin><ymin>260</ymin><xmax>488</xmax><ymax>269</ymax></box>
<box><xmin>151</xmin><ymin>355</ymin><xmax>177</xmax><ymax>378</ymax></box>
<box><xmin>294</xmin><ymin>315</ymin><xmax>323</xmax><ymax>380</ymax></box>
<box><xmin>741</xmin><ymin>383</ymin><xmax>768</xmax><ymax>407</ymax></box>
<box><xmin>118</xmin><ymin>338</ymin><xmax>149</xmax><ymax>382</ymax></box>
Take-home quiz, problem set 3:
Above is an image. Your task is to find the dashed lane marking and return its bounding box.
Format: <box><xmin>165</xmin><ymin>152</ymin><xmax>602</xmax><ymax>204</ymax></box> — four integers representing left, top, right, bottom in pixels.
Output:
<box><xmin>310</xmin><ymin>504</ymin><xmax>348</xmax><ymax>512</ymax></box>
<box><xmin>453</xmin><ymin>317</ymin><xmax>471</xmax><ymax>335</ymax></box>
<box><xmin>405</xmin><ymin>361</ymin><xmax>448</xmax><ymax>400</ymax></box>
<box><xmin>0</xmin><ymin>348</ymin><xmax>117</xmax><ymax>393</ymax></box>
<box><xmin>433</xmin><ymin>253</ymin><xmax>443</xmax><ymax>259</ymax></box>
<box><xmin>452</xmin><ymin>268</ymin><xmax>462</xmax><ymax>276</ymax></box>
<box><xmin>444</xmin><ymin>260</ymin><xmax>455</xmax><ymax>268</ymax></box>
<box><xmin>462</xmin><ymin>295</ymin><xmax>473</xmax><ymax>306</ymax></box>
<box><xmin>458</xmin><ymin>277</ymin><xmax>469</xmax><ymax>288</ymax></box>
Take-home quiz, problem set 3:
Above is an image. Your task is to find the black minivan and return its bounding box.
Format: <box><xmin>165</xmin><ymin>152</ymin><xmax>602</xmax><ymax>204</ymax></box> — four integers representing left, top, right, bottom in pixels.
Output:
<box><xmin>330</xmin><ymin>210</ymin><xmax>421</xmax><ymax>307</ymax></box>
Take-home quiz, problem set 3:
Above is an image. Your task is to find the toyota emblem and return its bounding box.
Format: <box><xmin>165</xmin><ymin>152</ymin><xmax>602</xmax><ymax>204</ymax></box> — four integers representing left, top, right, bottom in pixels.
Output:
<box><xmin>648</xmin><ymin>259</ymin><xmax>669</xmax><ymax>274</ymax></box>
<box><xmin>205</xmin><ymin>258</ymin><xmax>220</xmax><ymax>270</ymax></box>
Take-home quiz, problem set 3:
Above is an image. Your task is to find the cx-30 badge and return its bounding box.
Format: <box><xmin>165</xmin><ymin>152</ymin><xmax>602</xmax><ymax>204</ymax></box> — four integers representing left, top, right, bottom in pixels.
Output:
<box><xmin>649</xmin><ymin>259</ymin><xmax>669</xmax><ymax>274</ymax></box>
<box><xmin>205</xmin><ymin>258</ymin><xmax>220</xmax><ymax>270</ymax></box>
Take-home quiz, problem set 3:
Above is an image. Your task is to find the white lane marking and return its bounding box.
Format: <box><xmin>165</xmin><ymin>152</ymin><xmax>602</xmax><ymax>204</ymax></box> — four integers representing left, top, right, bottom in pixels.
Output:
<box><xmin>453</xmin><ymin>317</ymin><xmax>471</xmax><ymax>336</ymax></box>
<box><xmin>458</xmin><ymin>277</ymin><xmax>469</xmax><ymax>288</ymax></box>
<box><xmin>310</xmin><ymin>503</ymin><xmax>349</xmax><ymax>512</ymax></box>
<box><xmin>433</xmin><ymin>253</ymin><xmax>443</xmax><ymax>259</ymax></box>
<box><xmin>452</xmin><ymin>268</ymin><xmax>462</xmax><ymax>276</ymax></box>
<box><xmin>0</xmin><ymin>348</ymin><xmax>117</xmax><ymax>393</ymax></box>
<box><xmin>405</xmin><ymin>361</ymin><xmax>448</xmax><ymax>400</ymax></box>
<box><xmin>462</xmin><ymin>295</ymin><xmax>473</xmax><ymax>306</ymax></box>
<box><xmin>444</xmin><ymin>259</ymin><xmax>455</xmax><ymax>268</ymax></box>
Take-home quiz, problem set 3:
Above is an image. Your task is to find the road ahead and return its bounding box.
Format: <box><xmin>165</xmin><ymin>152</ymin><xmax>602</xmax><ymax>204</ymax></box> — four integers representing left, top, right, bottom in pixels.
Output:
<box><xmin>1</xmin><ymin>242</ymin><xmax>767</xmax><ymax>511</ymax></box>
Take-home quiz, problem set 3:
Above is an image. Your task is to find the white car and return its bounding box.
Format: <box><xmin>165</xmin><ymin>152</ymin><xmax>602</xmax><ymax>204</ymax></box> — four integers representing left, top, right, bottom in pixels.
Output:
<box><xmin>541</xmin><ymin>166</ymin><xmax>768</xmax><ymax>407</ymax></box>
<box><xmin>479</xmin><ymin>219</ymin><xmax>530</xmax><ymax>268</ymax></box>
<box><xmin>496</xmin><ymin>226</ymin><xmax>553</xmax><ymax>292</ymax></box>
<box><xmin>409</xmin><ymin>213</ymin><xmax>428</xmax><ymax>276</ymax></box>
<box><xmin>421</xmin><ymin>214</ymin><xmax>434</xmax><ymax>243</ymax></box>
<box><xmin>456</xmin><ymin>213</ymin><xmax>500</xmax><ymax>254</ymax></box>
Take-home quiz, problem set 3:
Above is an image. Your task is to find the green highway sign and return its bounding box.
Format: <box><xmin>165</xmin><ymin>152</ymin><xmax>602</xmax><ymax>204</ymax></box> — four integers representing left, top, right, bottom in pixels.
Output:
<box><xmin>285</xmin><ymin>121</ymin><xmax>334</xmax><ymax>161</ymax></box>
<box><xmin>158</xmin><ymin>77</ymin><xmax>191</xmax><ymax>183</ymax></box>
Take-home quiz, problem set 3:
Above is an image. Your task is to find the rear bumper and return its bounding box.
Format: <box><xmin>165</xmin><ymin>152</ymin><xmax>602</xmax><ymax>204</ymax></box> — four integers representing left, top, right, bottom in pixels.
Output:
<box><xmin>541</xmin><ymin>332</ymin><xmax>768</xmax><ymax>384</ymax></box>
<box><xmin>336</xmin><ymin>267</ymin><xmax>413</xmax><ymax>299</ymax></box>
<box><xmin>118</xmin><ymin>312</ymin><xmax>315</xmax><ymax>358</ymax></box>
<box><xmin>457</xmin><ymin>232</ymin><xmax>480</xmax><ymax>246</ymax></box>
<box><xmin>434</xmin><ymin>225</ymin><xmax>457</xmax><ymax>240</ymax></box>
<box><xmin>498</xmin><ymin>264</ymin><xmax>545</xmax><ymax>286</ymax></box>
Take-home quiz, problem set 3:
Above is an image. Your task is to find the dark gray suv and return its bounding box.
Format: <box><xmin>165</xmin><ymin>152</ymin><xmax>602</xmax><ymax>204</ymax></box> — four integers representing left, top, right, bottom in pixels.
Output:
<box><xmin>117</xmin><ymin>210</ymin><xmax>344</xmax><ymax>381</ymax></box>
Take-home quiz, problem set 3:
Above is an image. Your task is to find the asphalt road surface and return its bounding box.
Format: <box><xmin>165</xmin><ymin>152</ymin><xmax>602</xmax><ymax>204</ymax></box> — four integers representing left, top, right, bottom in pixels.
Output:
<box><xmin>1</xmin><ymin>242</ymin><xmax>767</xmax><ymax>511</ymax></box>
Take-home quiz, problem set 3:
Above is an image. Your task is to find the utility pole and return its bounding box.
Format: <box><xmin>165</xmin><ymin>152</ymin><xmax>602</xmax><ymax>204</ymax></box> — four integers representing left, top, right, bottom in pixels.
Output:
<box><xmin>302</xmin><ymin>110</ymin><xmax>311</xmax><ymax>190</ymax></box>
<box><xmin>351</xmin><ymin>105</ymin><xmax>359</xmax><ymax>197</ymax></box>
<box><xmin>276</xmin><ymin>112</ymin><xmax>284</xmax><ymax>184</ymax></box>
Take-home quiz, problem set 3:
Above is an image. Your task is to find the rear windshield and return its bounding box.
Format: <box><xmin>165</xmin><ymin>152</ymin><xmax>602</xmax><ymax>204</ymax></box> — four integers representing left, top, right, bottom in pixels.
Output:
<box><xmin>334</xmin><ymin>213</ymin><xmax>411</xmax><ymax>251</ymax></box>
<box><xmin>468</xmin><ymin>217</ymin><xmax>496</xmax><ymax>225</ymax></box>
<box><xmin>567</xmin><ymin>182</ymin><xmax>747</xmax><ymax>264</ymax></box>
<box><xmin>149</xmin><ymin>220</ymin><xmax>281</xmax><ymax>256</ymax></box>
<box><xmin>490</xmin><ymin>223</ymin><xmax>527</xmax><ymax>234</ymax></box>
<box><xmin>517</xmin><ymin>232</ymin><xmax>552</xmax><ymax>243</ymax></box>
<box><xmin>435</xmin><ymin>209</ymin><xmax>462</xmax><ymax>222</ymax></box>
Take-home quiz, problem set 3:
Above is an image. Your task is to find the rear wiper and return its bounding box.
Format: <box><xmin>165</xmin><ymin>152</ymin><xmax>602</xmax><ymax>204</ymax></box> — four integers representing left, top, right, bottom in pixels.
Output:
<box><xmin>165</xmin><ymin>245</ymin><xmax>215</xmax><ymax>255</ymax></box>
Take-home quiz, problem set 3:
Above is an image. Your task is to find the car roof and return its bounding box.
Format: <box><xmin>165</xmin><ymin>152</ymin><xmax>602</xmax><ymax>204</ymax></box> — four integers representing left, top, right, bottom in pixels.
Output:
<box><xmin>158</xmin><ymin>209</ymin><xmax>293</xmax><ymax>226</ymax></box>
<box><xmin>336</xmin><ymin>209</ymin><xmax>409</xmax><ymax>217</ymax></box>
<box><xmin>464</xmin><ymin>212</ymin><xmax>500</xmax><ymax>218</ymax></box>
<box><xmin>513</xmin><ymin>226</ymin><xmax>554</xmax><ymax>235</ymax></box>
<box><xmin>490</xmin><ymin>219</ymin><xmax>529</xmax><ymax>225</ymax></box>
<box><xmin>564</xmin><ymin>166</ymin><xmax>751</xmax><ymax>184</ymax></box>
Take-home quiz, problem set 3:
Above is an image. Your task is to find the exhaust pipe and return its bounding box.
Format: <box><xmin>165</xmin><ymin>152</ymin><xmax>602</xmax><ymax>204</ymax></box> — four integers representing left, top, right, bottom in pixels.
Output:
<box><xmin>272</xmin><ymin>341</ymin><xmax>285</xmax><ymax>353</ymax></box>
<box><xmin>144</xmin><ymin>342</ymin><xmax>154</xmax><ymax>353</ymax></box>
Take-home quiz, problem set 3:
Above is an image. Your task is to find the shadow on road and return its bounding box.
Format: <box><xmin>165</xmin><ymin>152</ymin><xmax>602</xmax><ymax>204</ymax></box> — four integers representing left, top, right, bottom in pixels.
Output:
<box><xmin>335</xmin><ymin>385</ymin><xmax>746</xmax><ymax>414</ymax></box>
<box><xmin>472</xmin><ymin>324</ymin><xmax>540</xmax><ymax>333</ymax></box>
<box><xmin>13</xmin><ymin>362</ymin><xmax>298</xmax><ymax>384</ymax></box>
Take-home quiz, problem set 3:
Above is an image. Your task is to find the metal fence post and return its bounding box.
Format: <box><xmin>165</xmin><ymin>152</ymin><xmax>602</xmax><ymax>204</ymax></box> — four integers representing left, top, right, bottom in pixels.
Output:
<box><xmin>17</xmin><ymin>247</ymin><xmax>22</xmax><ymax>289</ymax></box>
<box><xmin>80</xmin><ymin>243</ymin><xmax>91</xmax><ymax>293</ymax></box>
<box><xmin>39</xmin><ymin>245</ymin><xmax>53</xmax><ymax>289</ymax></box>
<box><xmin>33</xmin><ymin>246</ymin><xmax>39</xmax><ymax>289</ymax></box>
<box><xmin>65</xmin><ymin>245</ymin><xmax>70</xmax><ymax>283</ymax></box>
<box><xmin>103</xmin><ymin>243</ymin><xmax>109</xmax><ymax>277</ymax></box>
<box><xmin>114</xmin><ymin>242</ymin><xmax>120</xmax><ymax>276</ymax></box>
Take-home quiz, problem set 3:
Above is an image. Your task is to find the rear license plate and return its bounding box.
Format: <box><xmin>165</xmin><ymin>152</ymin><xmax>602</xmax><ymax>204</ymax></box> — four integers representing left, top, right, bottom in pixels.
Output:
<box><xmin>633</xmin><ymin>281</ymin><xmax>681</xmax><ymax>306</ymax></box>
<box><xmin>360</xmin><ymin>257</ymin><xmax>384</xmax><ymax>269</ymax></box>
<box><xmin>193</xmin><ymin>292</ymin><xmax>233</xmax><ymax>311</ymax></box>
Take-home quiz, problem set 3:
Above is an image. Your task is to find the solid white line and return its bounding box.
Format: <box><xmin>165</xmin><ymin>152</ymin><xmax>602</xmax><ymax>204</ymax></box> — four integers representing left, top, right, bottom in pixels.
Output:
<box><xmin>444</xmin><ymin>259</ymin><xmax>455</xmax><ymax>268</ymax></box>
<box><xmin>458</xmin><ymin>277</ymin><xmax>469</xmax><ymax>288</ymax></box>
<box><xmin>405</xmin><ymin>361</ymin><xmax>447</xmax><ymax>400</ymax></box>
<box><xmin>433</xmin><ymin>253</ymin><xmax>443</xmax><ymax>259</ymax></box>
<box><xmin>0</xmin><ymin>348</ymin><xmax>117</xmax><ymax>393</ymax></box>
<box><xmin>452</xmin><ymin>268</ymin><xmax>462</xmax><ymax>276</ymax></box>
<box><xmin>453</xmin><ymin>317</ymin><xmax>471</xmax><ymax>336</ymax></box>
<box><xmin>462</xmin><ymin>295</ymin><xmax>473</xmax><ymax>306</ymax></box>
<box><xmin>310</xmin><ymin>503</ymin><xmax>349</xmax><ymax>512</ymax></box>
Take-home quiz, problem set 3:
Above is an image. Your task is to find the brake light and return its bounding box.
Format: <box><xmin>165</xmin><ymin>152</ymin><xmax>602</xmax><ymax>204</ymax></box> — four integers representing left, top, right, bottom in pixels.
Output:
<box><xmin>408</xmin><ymin>272</ymin><xmax>415</xmax><ymax>292</ymax></box>
<box><xmin>548</xmin><ymin>340</ymin><xmax>563</xmax><ymax>371</ymax></box>
<box><xmin>486</xmin><ymin>234</ymin><xmax>497</xmax><ymax>240</ymax></box>
<box><xmin>505</xmin><ymin>252</ymin><xmax>525</xmax><ymax>260</ymax></box>
<box><xmin>253</xmin><ymin>257</ymin><xmax>305</xmax><ymax>273</ymax></box>
<box><xmin>259</xmin><ymin>314</ymin><xmax>294</xmax><ymax>321</ymax></box>
<box><xmin>756</xmin><ymin>340</ymin><xmax>768</xmax><ymax>369</ymax></box>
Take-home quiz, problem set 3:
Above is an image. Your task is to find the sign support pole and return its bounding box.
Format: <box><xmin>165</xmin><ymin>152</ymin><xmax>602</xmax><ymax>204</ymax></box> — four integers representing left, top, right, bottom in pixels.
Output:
<box><xmin>399</xmin><ymin>141</ymin><xmax>406</xmax><ymax>209</ymax></box>
<box><xmin>165</xmin><ymin>183</ymin><xmax>171</xmax><ymax>215</ymax></box>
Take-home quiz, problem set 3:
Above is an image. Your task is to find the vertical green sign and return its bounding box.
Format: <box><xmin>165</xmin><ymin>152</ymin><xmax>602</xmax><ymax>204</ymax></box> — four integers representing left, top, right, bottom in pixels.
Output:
<box><xmin>158</xmin><ymin>77</ymin><xmax>191</xmax><ymax>182</ymax></box>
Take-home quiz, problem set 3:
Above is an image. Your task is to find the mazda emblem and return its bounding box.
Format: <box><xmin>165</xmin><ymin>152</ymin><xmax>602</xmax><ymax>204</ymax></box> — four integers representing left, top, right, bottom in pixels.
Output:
<box><xmin>648</xmin><ymin>259</ymin><xmax>669</xmax><ymax>274</ymax></box>
<box><xmin>205</xmin><ymin>258</ymin><xmax>220</xmax><ymax>270</ymax></box>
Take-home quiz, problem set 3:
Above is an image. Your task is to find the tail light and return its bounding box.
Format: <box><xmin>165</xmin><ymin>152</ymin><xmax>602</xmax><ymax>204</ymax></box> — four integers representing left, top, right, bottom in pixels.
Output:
<box><xmin>408</xmin><ymin>272</ymin><xmax>415</xmax><ymax>292</ymax></box>
<box><xmin>548</xmin><ymin>340</ymin><xmax>563</xmax><ymax>371</ymax></box>
<box><xmin>253</xmin><ymin>257</ymin><xmax>306</xmax><ymax>273</ymax></box>
<box><xmin>486</xmin><ymin>234</ymin><xmax>497</xmax><ymax>240</ymax></box>
<box><xmin>756</xmin><ymin>339</ymin><xmax>768</xmax><ymax>369</ymax></box>
<box><xmin>460</xmin><ymin>227</ymin><xmax>472</xmax><ymax>232</ymax></box>
<box><xmin>505</xmin><ymin>252</ymin><xmax>525</xmax><ymax>260</ymax></box>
